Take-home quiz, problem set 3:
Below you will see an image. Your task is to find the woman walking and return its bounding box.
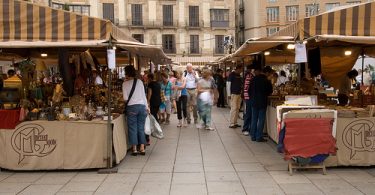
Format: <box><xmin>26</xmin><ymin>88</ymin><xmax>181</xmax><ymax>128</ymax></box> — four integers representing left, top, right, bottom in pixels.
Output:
<box><xmin>146</xmin><ymin>73</ymin><xmax>161</xmax><ymax>145</ymax></box>
<box><xmin>159</xmin><ymin>72</ymin><xmax>173</xmax><ymax>125</ymax></box>
<box><xmin>174</xmin><ymin>71</ymin><xmax>188</xmax><ymax>127</ymax></box>
<box><xmin>197</xmin><ymin>69</ymin><xmax>215</xmax><ymax>131</ymax></box>
<box><xmin>123</xmin><ymin>65</ymin><xmax>149</xmax><ymax>156</ymax></box>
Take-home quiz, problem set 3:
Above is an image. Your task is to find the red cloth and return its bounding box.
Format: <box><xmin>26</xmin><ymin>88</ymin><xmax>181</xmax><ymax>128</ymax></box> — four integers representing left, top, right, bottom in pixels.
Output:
<box><xmin>284</xmin><ymin>118</ymin><xmax>336</xmax><ymax>160</ymax></box>
<box><xmin>0</xmin><ymin>109</ymin><xmax>20</xmax><ymax>129</ymax></box>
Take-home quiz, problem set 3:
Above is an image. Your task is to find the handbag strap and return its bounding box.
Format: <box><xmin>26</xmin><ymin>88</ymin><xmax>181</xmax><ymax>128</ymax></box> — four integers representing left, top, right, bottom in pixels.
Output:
<box><xmin>125</xmin><ymin>78</ymin><xmax>137</xmax><ymax>109</ymax></box>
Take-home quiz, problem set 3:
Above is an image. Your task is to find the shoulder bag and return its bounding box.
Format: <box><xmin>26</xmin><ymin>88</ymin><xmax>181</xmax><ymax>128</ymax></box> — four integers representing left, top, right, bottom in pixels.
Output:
<box><xmin>124</xmin><ymin>78</ymin><xmax>137</xmax><ymax>113</ymax></box>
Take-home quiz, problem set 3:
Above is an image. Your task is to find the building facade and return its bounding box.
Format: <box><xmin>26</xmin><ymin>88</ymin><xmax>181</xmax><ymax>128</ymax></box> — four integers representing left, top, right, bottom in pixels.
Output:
<box><xmin>33</xmin><ymin>0</ymin><xmax>236</xmax><ymax>66</ymax></box>
<box><xmin>236</xmin><ymin>0</ymin><xmax>369</xmax><ymax>47</ymax></box>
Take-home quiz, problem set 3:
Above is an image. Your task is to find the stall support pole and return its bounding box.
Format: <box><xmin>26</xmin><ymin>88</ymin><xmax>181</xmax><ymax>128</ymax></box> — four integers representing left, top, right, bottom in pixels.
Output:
<box><xmin>361</xmin><ymin>50</ymin><xmax>365</xmax><ymax>86</ymax></box>
<box><xmin>98</xmin><ymin>37</ymin><xmax>118</xmax><ymax>174</ymax></box>
<box><xmin>297</xmin><ymin>63</ymin><xmax>301</xmax><ymax>95</ymax></box>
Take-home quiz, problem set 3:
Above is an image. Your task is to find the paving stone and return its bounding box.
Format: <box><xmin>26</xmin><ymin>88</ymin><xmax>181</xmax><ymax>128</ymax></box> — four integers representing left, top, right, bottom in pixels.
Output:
<box><xmin>244</xmin><ymin>186</ymin><xmax>285</xmax><ymax>195</ymax></box>
<box><xmin>269</xmin><ymin>171</ymin><xmax>311</xmax><ymax>184</ymax></box>
<box><xmin>170</xmin><ymin>183</ymin><xmax>207</xmax><ymax>195</ymax></box>
<box><xmin>19</xmin><ymin>184</ymin><xmax>63</xmax><ymax>195</ymax></box>
<box><xmin>279</xmin><ymin>183</ymin><xmax>324</xmax><ymax>195</ymax></box>
<box><xmin>59</xmin><ymin>181</ymin><xmax>102</xmax><ymax>192</ymax></box>
<box><xmin>238</xmin><ymin>171</ymin><xmax>278</xmax><ymax>187</ymax></box>
<box><xmin>207</xmin><ymin>181</ymin><xmax>245</xmax><ymax>193</ymax></box>
<box><xmin>172</xmin><ymin>173</ymin><xmax>205</xmax><ymax>184</ymax></box>
<box><xmin>0</xmin><ymin>182</ymin><xmax>30</xmax><ymax>193</ymax></box>
<box><xmin>2</xmin><ymin>173</ymin><xmax>45</xmax><ymax>183</ymax></box>
<box><xmin>35</xmin><ymin>173</ymin><xmax>76</xmax><ymax>185</ymax></box>
<box><xmin>233</xmin><ymin>163</ymin><xmax>265</xmax><ymax>172</ymax></box>
<box><xmin>205</xmin><ymin>172</ymin><xmax>239</xmax><ymax>182</ymax></box>
<box><xmin>132</xmin><ymin>182</ymin><xmax>170</xmax><ymax>195</ymax></box>
<box><xmin>173</xmin><ymin>163</ymin><xmax>204</xmax><ymax>173</ymax></box>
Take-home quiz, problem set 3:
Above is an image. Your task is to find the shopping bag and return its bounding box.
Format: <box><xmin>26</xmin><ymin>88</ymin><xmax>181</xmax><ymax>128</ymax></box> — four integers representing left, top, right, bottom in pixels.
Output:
<box><xmin>145</xmin><ymin>115</ymin><xmax>151</xmax><ymax>135</ymax></box>
<box><xmin>150</xmin><ymin>115</ymin><xmax>164</xmax><ymax>139</ymax></box>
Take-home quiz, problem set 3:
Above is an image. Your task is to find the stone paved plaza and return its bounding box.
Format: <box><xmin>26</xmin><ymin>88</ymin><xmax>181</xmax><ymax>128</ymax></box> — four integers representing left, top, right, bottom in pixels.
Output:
<box><xmin>1</xmin><ymin>107</ymin><xmax>375</xmax><ymax>194</ymax></box>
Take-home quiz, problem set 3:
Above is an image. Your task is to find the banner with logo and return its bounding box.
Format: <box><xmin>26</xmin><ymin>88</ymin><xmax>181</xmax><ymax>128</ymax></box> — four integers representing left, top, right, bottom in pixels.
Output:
<box><xmin>332</xmin><ymin>117</ymin><xmax>375</xmax><ymax>166</ymax></box>
<box><xmin>0</xmin><ymin>116</ymin><xmax>127</xmax><ymax>170</ymax></box>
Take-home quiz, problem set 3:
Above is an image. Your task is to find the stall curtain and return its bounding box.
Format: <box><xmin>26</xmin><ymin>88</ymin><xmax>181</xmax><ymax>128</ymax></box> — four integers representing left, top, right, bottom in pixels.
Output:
<box><xmin>320</xmin><ymin>47</ymin><xmax>361</xmax><ymax>88</ymax></box>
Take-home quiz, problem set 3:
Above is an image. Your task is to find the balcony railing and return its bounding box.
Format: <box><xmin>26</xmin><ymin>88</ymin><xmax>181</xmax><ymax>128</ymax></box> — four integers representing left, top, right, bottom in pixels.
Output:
<box><xmin>163</xmin><ymin>47</ymin><xmax>176</xmax><ymax>54</ymax></box>
<box><xmin>188</xmin><ymin>47</ymin><xmax>202</xmax><ymax>55</ymax></box>
<box><xmin>127</xmin><ymin>19</ymin><xmax>179</xmax><ymax>28</ymax></box>
<box><xmin>211</xmin><ymin>21</ymin><xmax>229</xmax><ymax>28</ymax></box>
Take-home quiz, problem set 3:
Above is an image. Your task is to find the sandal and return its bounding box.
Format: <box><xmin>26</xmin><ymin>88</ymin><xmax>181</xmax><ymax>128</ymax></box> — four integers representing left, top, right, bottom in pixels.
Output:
<box><xmin>139</xmin><ymin>150</ymin><xmax>146</xmax><ymax>156</ymax></box>
<box><xmin>131</xmin><ymin>150</ymin><xmax>138</xmax><ymax>156</ymax></box>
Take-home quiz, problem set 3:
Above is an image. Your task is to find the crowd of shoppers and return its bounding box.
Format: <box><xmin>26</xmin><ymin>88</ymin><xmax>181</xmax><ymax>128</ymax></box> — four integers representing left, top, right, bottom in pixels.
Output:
<box><xmin>122</xmin><ymin>62</ymin><xmax>277</xmax><ymax>156</ymax></box>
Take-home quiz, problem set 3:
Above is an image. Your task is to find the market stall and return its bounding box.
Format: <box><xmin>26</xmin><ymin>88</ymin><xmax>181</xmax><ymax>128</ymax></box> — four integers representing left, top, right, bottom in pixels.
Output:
<box><xmin>218</xmin><ymin>1</ymin><xmax>375</xmax><ymax>167</ymax></box>
<box><xmin>0</xmin><ymin>0</ymin><xmax>169</xmax><ymax>170</ymax></box>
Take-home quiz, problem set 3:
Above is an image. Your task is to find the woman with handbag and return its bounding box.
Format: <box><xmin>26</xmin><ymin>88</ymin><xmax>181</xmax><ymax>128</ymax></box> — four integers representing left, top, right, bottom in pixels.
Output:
<box><xmin>123</xmin><ymin>65</ymin><xmax>149</xmax><ymax>156</ymax></box>
<box><xmin>174</xmin><ymin>71</ymin><xmax>188</xmax><ymax>127</ymax></box>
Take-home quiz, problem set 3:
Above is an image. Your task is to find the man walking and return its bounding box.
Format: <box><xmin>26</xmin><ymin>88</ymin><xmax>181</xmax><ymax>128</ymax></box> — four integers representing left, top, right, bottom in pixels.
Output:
<box><xmin>249</xmin><ymin>67</ymin><xmax>273</xmax><ymax>142</ymax></box>
<box><xmin>228</xmin><ymin>66</ymin><xmax>243</xmax><ymax>128</ymax></box>
<box><xmin>242</xmin><ymin>65</ymin><xmax>254</xmax><ymax>135</ymax></box>
<box><xmin>185</xmin><ymin>63</ymin><xmax>199</xmax><ymax>124</ymax></box>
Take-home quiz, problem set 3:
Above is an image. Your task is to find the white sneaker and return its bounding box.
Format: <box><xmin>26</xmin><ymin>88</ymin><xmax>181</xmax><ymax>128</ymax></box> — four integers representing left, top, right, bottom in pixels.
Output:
<box><xmin>205</xmin><ymin>126</ymin><xmax>215</xmax><ymax>131</ymax></box>
<box><xmin>177</xmin><ymin>120</ymin><xmax>182</xmax><ymax>127</ymax></box>
<box><xmin>183</xmin><ymin>118</ymin><xmax>187</xmax><ymax>127</ymax></box>
<box><xmin>243</xmin><ymin>131</ymin><xmax>249</xmax><ymax>136</ymax></box>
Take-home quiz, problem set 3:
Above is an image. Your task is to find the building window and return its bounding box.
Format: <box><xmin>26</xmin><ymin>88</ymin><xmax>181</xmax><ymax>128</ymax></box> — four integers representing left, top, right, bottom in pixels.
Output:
<box><xmin>162</xmin><ymin>35</ymin><xmax>176</xmax><ymax>54</ymax></box>
<box><xmin>347</xmin><ymin>1</ymin><xmax>361</xmax><ymax>5</ymax></box>
<box><xmin>103</xmin><ymin>3</ymin><xmax>114</xmax><ymax>23</ymax></box>
<box><xmin>210</xmin><ymin>9</ymin><xmax>229</xmax><ymax>27</ymax></box>
<box><xmin>131</xmin><ymin>4</ymin><xmax>143</xmax><ymax>26</ymax></box>
<box><xmin>163</xmin><ymin>5</ymin><xmax>173</xmax><ymax>26</ymax></box>
<box><xmin>215</xmin><ymin>35</ymin><xmax>224</xmax><ymax>54</ymax></box>
<box><xmin>286</xmin><ymin>6</ymin><xmax>298</xmax><ymax>22</ymax></box>
<box><xmin>266</xmin><ymin>7</ymin><xmax>279</xmax><ymax>23</ymax></box>
<box><xmin>266</xmin><ymin>27</ymin><xmax>279</xmax><ymax>36</ymax></box>
<box><xmin>325</xmin><ymin>3</ymin><xmax>340</xmax><ymax>11</ymax></box>
<box><xmin>132</xmin><ymin>34</ymin><xmax>144</xmax><ymax>43</ymax></box>
<box><xmin>190</xmin><ymin>35</ymin><xmax>199</xmax><ymax>54</ymax></box>
<box><xmin>189</xmin><ymin>6</ymin><xmax>199</xmax><ymax>27</ymax></box>
<box><xmin>51</xmin><ymin>3</ymin><xmax>90</xmax><ymax>16</ymax></box>
<box><xmin>305</xmin><ymin>4</ymin><xmax>319</xmax><ymax>17</ymax></box>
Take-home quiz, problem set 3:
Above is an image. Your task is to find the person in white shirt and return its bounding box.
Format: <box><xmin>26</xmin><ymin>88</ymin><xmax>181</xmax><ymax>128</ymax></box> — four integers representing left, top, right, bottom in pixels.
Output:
<box><xmin>275</xmin><ymin>70</ymin><xmax>289</xmax><ymax>86</ymax></box>
<box><xmin>93</xmin><ymin>71</ymin><xmax>103</xmax><ymax>86</ymax></box>
<box><xmin>184</xmin><ymin>63</ymin><xmax>199</xmax><ymax>125</ymax></box>
<box><xmin>123</xmin><ymin>65</ymin><xmax>149</xmax><ymax>156</ymax></box>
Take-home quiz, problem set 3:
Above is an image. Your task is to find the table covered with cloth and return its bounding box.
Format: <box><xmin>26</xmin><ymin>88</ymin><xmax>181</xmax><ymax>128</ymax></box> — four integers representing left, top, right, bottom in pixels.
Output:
<box><xmin>0</xmin><ymin>109</ymin><xmax>20</xmax><ymax>129</ymax></box>
<box><xmin>0</xmin><ymin>115</ymin><xmax>128</xmax><ymax>170</ymax></box>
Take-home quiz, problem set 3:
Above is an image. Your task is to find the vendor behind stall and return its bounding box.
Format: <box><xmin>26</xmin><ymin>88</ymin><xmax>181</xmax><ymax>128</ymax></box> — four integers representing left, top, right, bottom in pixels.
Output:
<box><xmin>338</xmin><ymin>69</ymin><xmax>358</xmax><ymax>106</ymax></box>
<box><xmin>93</xmin><ymin>70</ymin><xmax>103</xmax><ymax>86</ymax></box>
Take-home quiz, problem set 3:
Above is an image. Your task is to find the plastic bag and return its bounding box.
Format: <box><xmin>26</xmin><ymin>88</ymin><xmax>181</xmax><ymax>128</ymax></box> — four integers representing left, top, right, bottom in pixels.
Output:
<box><xmin>145</xmin><ymin>115</ymin><xmax>151</xmax><ymax>135</ymax></box>
<box><xmin>150</xmin><ymin>115</ymin><xmax>164</xmax><ymax>139</ymax></box>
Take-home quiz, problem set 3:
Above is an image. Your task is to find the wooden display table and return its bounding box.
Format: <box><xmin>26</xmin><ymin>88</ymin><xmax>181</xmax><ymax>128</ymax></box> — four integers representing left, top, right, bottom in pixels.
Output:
<box><xmin>0</xmin><ymin>115</ymin><xmax>127</xmax><ymax>170</ymax></box>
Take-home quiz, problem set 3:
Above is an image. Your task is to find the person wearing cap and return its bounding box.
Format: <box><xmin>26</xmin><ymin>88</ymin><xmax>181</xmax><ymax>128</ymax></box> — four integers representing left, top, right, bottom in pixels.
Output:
<box><xmin>184</xmin><ymin>63</ymin><xmax>199</xmax><ymax>125</ymax></box>
<box><xmin>228</xmin><ymin>65</ymin><xmax>243</xmax><ymax>128</ymax></box>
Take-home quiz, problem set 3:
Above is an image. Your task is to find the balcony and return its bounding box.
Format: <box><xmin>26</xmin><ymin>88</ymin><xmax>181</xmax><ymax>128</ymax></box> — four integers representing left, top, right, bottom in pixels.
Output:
<box><xmin>188</xmin><ymin>47</ymin><xmax>202</xmax><ymax>55</ymax></box>
<box><xmin>127</xmin><ymin>19</ymin><xmax>179</xmax><ymax>29</ymax></box>
<box><xmin>211</xmin><ymin>21</ymin><xmax>229</xmax><ymax>28</ymax></box>
<box><xmin>186</xmin><ymin>20</ymin><xmax>204</xmax><ymax>30</ymax></box>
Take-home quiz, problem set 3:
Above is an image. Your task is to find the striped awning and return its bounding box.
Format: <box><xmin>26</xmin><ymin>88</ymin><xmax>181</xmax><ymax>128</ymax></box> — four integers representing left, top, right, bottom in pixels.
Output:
<box><xmin>0</xmin><ymin>0</ymin><xmax>138</xmax><ymax>46</ymax></box>
<box><xmin>273</xmin><ymin>1</ymin><xmax>375</xmax><ymax>40</ymax></box>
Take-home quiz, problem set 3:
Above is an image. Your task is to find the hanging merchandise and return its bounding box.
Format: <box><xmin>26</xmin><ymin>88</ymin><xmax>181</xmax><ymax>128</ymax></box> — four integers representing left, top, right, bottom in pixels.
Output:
<box><xmin>295</xmin><ymin>43</ymin><xmax>308</xmax><ymax>63</ymax></box>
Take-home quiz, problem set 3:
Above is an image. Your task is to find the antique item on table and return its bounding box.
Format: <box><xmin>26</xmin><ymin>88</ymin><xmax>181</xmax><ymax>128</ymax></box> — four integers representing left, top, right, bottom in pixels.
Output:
<box><xmin>96</xmin><ymin>106</ymin><xmax>105</xmax><ymax>117</ymax></box>
<box><xmin>52</xmin><ymin>83</ymin><xmax>65</xmax><ymax>104</ymax></box>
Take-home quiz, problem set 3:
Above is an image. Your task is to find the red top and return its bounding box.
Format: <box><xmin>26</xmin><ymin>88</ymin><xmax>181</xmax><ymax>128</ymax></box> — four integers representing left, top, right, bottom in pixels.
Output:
<box><xmin>0</xmin><ymin>109</ymin><xmax>20</xmax><ymax>129</ymax></box>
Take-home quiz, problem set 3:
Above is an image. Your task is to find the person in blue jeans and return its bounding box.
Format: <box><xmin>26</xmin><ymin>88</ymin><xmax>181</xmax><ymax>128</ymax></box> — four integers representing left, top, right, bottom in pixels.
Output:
<box><xmin>242</xmin><ymin>65</ymin><xmax>254</xmax><ymax>136</ymax></box>
<box><xmin>249</xmin><ymin>67</ymin><xmax>273</xmax><ymax>142</ymax></box>
<box><xmin>123</xmin><ymin>65</ymin><xmax>149</xmax><ymax>156</ymax></box>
